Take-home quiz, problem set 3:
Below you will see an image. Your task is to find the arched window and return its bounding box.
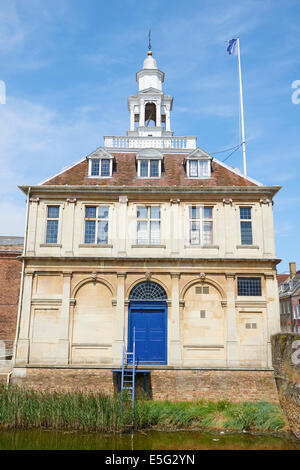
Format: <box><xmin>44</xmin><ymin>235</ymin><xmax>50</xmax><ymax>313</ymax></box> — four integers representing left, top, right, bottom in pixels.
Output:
<box><xmin>145</xmin><ymin>102</ymin><xmax>156</xmax><ymax>126</ymax></box>
<box><xmin>129</xmin><ymin>281</ymin><xmax>167</xmax><ymax>301</ymax></box>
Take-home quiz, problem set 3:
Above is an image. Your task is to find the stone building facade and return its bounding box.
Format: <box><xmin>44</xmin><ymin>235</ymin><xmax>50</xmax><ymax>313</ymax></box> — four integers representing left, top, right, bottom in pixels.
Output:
<box><xmin>12</xmin><ymin>51</ymin><xmax>281</xmax><ymax>401</ymax></box>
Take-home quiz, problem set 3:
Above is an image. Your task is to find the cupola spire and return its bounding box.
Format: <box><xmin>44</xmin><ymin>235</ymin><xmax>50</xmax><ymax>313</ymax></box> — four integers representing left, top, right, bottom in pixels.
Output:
<box><xmin>127</xmin><ymin>43</ymin><xmax>173</xmax><ymax>138</ymax></box>
<box><xmin>148</xmin><ymin>29</ymin><xmax>152</xmax><ymax>51</ymax></box>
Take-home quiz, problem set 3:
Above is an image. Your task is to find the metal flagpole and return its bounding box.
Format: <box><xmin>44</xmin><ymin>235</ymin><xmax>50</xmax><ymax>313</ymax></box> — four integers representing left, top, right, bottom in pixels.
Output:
<box><xmin>236</xmin><ymin>37</ymin><xmax>247</xmax><ymax>176</ymax></box>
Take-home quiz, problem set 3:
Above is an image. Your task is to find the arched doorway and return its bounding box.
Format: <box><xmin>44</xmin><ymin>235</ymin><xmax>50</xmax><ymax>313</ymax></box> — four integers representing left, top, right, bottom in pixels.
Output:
<box><xmin>128</xmin><ymin>281</ymin><xmax>167</xmax><ymax>364</ymax></box>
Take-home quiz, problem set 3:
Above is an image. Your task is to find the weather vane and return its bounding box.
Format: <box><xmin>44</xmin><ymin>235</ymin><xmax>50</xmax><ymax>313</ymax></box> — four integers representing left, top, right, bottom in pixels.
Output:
<box><xmin>148</xmin><ymin>29</ymin><xmax>152</xmax><ymax>51</ymax></box>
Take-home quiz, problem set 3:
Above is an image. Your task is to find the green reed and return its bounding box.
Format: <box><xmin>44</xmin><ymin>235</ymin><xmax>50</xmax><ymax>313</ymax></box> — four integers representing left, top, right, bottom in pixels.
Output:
<box><xmin>0</xmin><ymin>385</ymin><xmax>285</xmax><ymax>432</ymax></box>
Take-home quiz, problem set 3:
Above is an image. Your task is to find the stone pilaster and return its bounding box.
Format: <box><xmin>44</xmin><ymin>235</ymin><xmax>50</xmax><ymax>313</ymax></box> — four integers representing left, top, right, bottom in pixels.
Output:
<box><xmin>170</xmin><ymin>199</ymin><xmax>180</xmax><ymax>255</ymax></box>
<box><xmin>225</xmin><ymin>273</ymin><xmax>239</xmax><ymax>367</ymax></box>
<box><xmin>169</xmin><ymin>272</ymin><xmax>182</xmax><ymax>366</ymax></box>
<box><xmin>27</xmin><ymin>198</ymin><xmax>39</xmax><ymax>255</ymax></box>
<box><xmin>223</xmin><ymin>199</ymin><xmax>234</xmax><ymax>256</ymax></box>
<box><xmin>118</xmin><ymin>196</ymin><xmax>128</xmax><ymax>255</ymax></box>
<box><xmin>15</xmin><ymin>271</ymin><xmax>34</xmax><ymax>365</ymax></box>
<box><xmin>265</xmin><ymin>273</ymin><xmax>281</xmax><ymax>367</ymax></box>
<box><xmin>260</xmin><ymin>198</ymin><xmax>274</xmax><ymax>257</ymax></box>
<box><xmin>112</xmin><ymin>272</ymin><xmax>126</xmax><ymax>366</ymax></box>
<box><xmin>57</xmin><ymin>272</ymin><xmax>72</xmax><ymax>365</ymax></box>
<box><xmin>64</xmin><ymin>199</ymin><xmax>77</xmax><ymax>255</ymax></box>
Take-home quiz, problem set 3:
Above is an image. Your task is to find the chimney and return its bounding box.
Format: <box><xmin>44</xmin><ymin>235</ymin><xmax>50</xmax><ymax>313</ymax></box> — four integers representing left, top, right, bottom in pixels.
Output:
<box><xmin>289</xmin><ymin>262</ymin><xmax>296</xmax><ymax>278</ymax></box>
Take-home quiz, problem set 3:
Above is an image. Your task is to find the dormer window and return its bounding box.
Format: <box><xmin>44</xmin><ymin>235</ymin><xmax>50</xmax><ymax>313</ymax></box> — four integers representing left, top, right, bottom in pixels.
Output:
<box><xmin>187</xmin><ymin>159</ymin><xmax>210</xmax><ymax>178</ymax></box>
<box><xmin>186</xmin><ymin>148</ymin><xmax>212</xmax><ymax>179</ymax></box>
<box><xmin>91</xmin><ymin>158</ymin><xmax>111</xmax><ymax>177</ymax></box>
<box><xmin>88</xmin><ymin>150</ymin><xmax>114</xmax><ymax>178</ymax></box>
<box><xmin>136</xmin><ymin>148</ymin><xmax>163</xmax><ymax>179</ymax></box>
<box><xmin>139</xmin><ymin>159</ymin><xmax>160</xmax><ymax>178</ymax></box>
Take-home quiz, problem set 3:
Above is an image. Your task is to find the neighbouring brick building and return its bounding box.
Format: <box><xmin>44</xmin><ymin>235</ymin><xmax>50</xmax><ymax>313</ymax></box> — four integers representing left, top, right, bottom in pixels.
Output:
<box><xmin>0</xmin><ymin>236</ymin><xmax>24</xmax><ymax>365</ymax></box>
<box><xmin>12</xmin><ymin>49</ymin><xmax>281</xmax><ymax>402</ymax></box>
<box><xmin>278</xmin><ymin>262</ymin><xmax>300</xmax><ymax>333</ymax></box>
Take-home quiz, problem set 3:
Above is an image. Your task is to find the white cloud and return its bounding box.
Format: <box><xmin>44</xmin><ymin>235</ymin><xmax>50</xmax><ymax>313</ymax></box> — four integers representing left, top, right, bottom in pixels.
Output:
<box><xmin>275</xmin><ymin>223</ymin><xmax>293</xmax><ymax>237</ymax></box>
<box><xmin>0</xmin><ymin>200</ymin><xmax>25</xmax><ymax>236</ymax></box>
<box><xmin>0</xmin><ymin>1</ymin><xmax>26</xmax><ymax>52</ymax></box>
<box><xmin>0</xmin><ymin>95</ymin><xmax>123</xmax><ymax>195</ymax></box>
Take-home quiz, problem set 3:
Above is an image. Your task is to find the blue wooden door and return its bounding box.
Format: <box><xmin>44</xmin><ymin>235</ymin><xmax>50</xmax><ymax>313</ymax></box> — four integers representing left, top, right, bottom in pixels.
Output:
<box><xmin>128</xmin><ymin>302</ymin><xmax>167</xmax><ymax>365</ymax></box>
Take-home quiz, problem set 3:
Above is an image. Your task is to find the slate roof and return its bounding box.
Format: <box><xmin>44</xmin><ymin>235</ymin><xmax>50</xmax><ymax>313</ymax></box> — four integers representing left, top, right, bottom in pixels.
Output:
<box><xmin>0</xmin><ymin>236</ymin><xmax>24</xmax><ymax>245</ymax></box>
<box><xmin>279</xmin><ymin>271</ymin><xmax>300</xmax><ymax>298</ymax></box>
<box><xmin>0</xmin><ymin>236</ymin><xmax>24</xmax><ymax>253</ymax></box>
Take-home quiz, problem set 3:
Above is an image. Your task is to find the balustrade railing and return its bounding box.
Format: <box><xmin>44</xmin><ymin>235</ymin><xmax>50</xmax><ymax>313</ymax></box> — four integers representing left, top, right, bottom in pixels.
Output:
<box><xmin>104</xmin><ymin>136</ymin><xmax>197</xmax><ymax>150</ymax></box>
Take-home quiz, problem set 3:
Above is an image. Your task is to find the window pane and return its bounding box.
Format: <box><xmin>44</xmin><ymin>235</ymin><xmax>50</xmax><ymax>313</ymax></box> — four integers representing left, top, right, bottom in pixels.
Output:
<box><xmin>240</xmin><ymin>207</ymin><xmax>251</xmax><ymax>219</ymax></box>
<box><xmin>150</xmin><ymin>160</ymin><xmax>159</xmax><ymax>177</ymax></box>
<box><xmin>241</xmin><ymin>221</ymin><xmax>253</xmax><ymax>245</ymax></box>
<box><xmin>46</xmin><ymin>220</ymin><xmax>58</xmax><ymax>243</ymax></box>
<box><xmin>140</xmin><ymin>160</ymin><xmax>148</xmax><ymax>177</ymax></box>
<box><xmin>47</xmin><ymin>206</ymin><xmax>59</xmax><ymax>218</ymax></box>
<box><xmin>137</xmin><ymin>221</ymin><xmax>148</xmax><ymax>244</ymax></box>
<box><xmin>150</xmin><ymin>207</ymin><xmax>160</xmax><ymax>219</ymax></box>
<box><xmin>150</xmin><ymin>221</ymin><xmax>160</xmax><ymax>244</ymax></box>
<box><xmin>203</xmin><ymin>221</ymin><xmax>213</xmax><ymax>245</ymax></box>
<box><xmin>190</xmin><ymin>206</ymin><xmax>200</xmax><ymax>219</ymax></box>
<box><xmin>137</xmin><ymin>206</ymin><xmax>147</xmax><ymax>219</ymax></box>
<box><xmin>98</xmin><ymin>206</ymin><xmax>109</xmax><ymax>219</ymax></box>
<box><xmin>189</xmin><ymin>160</ymin><xmax>198</xmax><ymax>177</ymax></box>
<box><xmin>190</xmin><ymin>221</ymin><xmax>200</xmax><ymax>245</ymax></box>
<box><xmin>238</xmin><ymin>278</ymin><xmax>261</xmax><ymax>296</ymax></box>
<box><xmin>199</xmin><ymin>160</ymin><xmax>209</xmax><ymax>177</ymax></box>
<box><xmin>84</xmin><ymin>220</ymin><xmax>96</xmax><ymax>244</ymax></box>
<box><xmin>85</xmin><ymin>206</ymin><xmax>96</xmax><ymax>218</ymax></box>
<box><xmin>203</xmin><ymin>207</ymin><xmax>212</xmax><ymax>219</ymax></box>
<box><xmin>100</xmin><ymin>159</ymin><xmax>110</xmax><ymax>177</ymax></box>
<box><xmin>97</xmin><ymin>220</ymin><xmax>108</xmax><ymax>244</ymax></box>
<box><xmin>91</xmin><ymin>159</ymin><xmax>100</xmax><ymax>176</ymax></box>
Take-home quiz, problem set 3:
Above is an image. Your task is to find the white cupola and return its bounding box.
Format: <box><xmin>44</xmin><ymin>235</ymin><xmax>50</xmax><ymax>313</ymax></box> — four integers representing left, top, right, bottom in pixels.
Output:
<box><xmin>136</xmin><ymin>51</ymin><xmax>164</xmax><ymax>91</ymax></box>
<box><xmin>127</xmin><ymin>49</ymin><xmax>173</xmax><ymax>138</ymax></box>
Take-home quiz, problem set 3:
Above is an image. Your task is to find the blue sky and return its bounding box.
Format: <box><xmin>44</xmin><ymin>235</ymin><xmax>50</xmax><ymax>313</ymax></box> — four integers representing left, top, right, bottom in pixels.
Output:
<box><xmin>0</xmin><ymin>0</ymin><xmax>299</xmax><ymax>273</ymax></box>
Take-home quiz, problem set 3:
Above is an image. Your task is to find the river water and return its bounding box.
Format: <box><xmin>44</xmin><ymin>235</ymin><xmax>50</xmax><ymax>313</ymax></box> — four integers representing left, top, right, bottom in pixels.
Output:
<box><xmin>0</xmin><ymin>430</ymin><xmax>298</xmax><ymax>450</ymax></box>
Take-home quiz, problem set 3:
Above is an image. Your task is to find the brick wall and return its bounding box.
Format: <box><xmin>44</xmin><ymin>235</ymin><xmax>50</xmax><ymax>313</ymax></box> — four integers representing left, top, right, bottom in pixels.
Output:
<box><xmin>150</xmin><ymin>370</ymin><xmax>278</xmax><ymax>403</ymax></box>
<box><xmin>11</xmin><ymin>368</ymin><xmax>114</xmax><ymax>394</ymax></box>
<box><xmin>271</xmin><ymin>333</ymin><xmax>300</xmax><ymax>438</ymax></box>
<box><xmin>11</xmin><ymin>368</ymin><xmax>279</xmax><ymax>404</ymax></box>
<box><xmin>0</xmin><ymin>251</ymin><xmax>22</xmax><ymax>340</ymax></box>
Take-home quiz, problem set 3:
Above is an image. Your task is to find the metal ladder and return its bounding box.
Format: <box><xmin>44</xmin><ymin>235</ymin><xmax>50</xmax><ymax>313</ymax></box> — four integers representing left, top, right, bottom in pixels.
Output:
<box><xmin>120</xmin><ymin>327</ymin><xmax>136</xmax><ymax>414</ymax></box>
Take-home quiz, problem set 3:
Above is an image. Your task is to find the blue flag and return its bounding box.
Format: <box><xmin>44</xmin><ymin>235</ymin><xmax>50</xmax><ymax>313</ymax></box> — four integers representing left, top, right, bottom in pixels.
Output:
<box><xmin>227</xmin><ymin>38</ymin><xmax>238</xmax><ymax>56</ymax></box>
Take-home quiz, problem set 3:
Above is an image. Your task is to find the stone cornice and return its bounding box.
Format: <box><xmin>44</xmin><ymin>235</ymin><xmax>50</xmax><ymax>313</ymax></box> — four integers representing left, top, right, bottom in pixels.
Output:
<box><xmin>31</xmin><ymin>298</ymin><xmax>62</xmax><ymax>306</ymax></box>
<box><xmin>21</xmin><ymin>256</ymin><xmax>281</xmax><ymax>265</ymax></box>
<box><xmin>19</xmin><ymin>185</ymin><xmax>281</xmax><ymax>198</ymax></box>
